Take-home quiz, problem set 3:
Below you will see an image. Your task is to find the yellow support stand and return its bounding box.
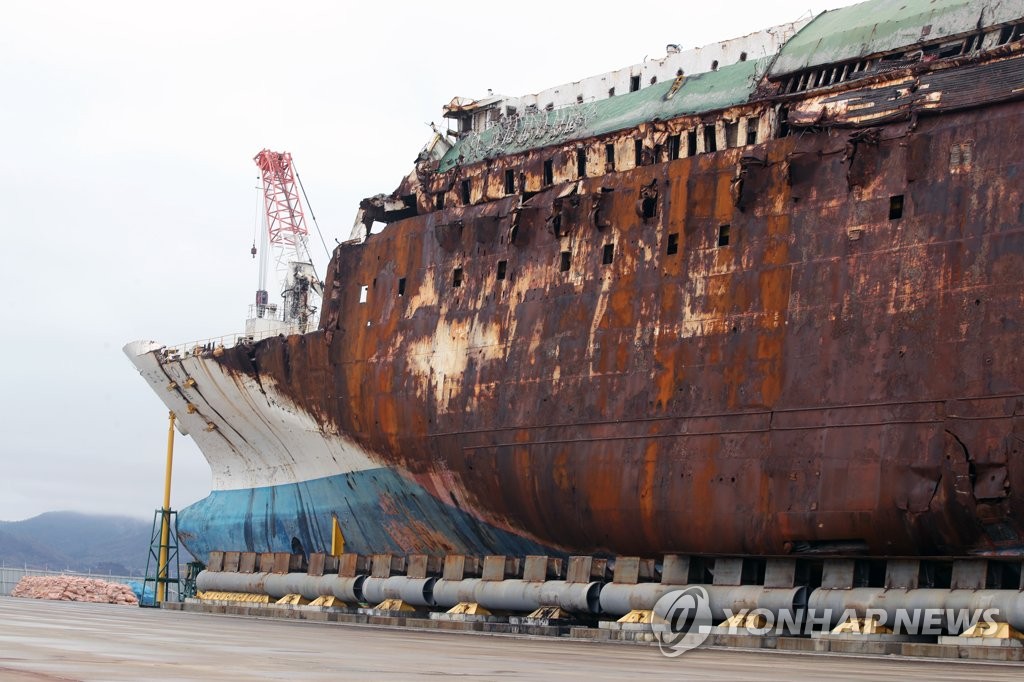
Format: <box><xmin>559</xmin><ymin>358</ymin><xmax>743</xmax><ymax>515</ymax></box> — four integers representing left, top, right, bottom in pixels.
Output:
<box><xmin>309</xmin><ymin>596</ymin><xmax>345</xmax><ymax>608</ymax></box>
<box><xmin>447</xmin><ymin>602</ymin><xmax>491</xmax><ymax>616</ymax></box>
<box><xmin>961</xmin><ymin>621</ymin><xmax>1024</xmax><ymax>640</ymax></box>
<box><xmin>720</xmin><ymin>612</ymin><xmax>770</xmax><ymax>630</ymax></box>
<box><xmin>157</xmin><ymin>411</ymin><xmax>175</xmax><ymax>604</ymax></box>
<box><xmin>831</xmin><ymin>616</ymin><xmax>892</xmax><ymax>635</ymax></box>
<box><xmin>374</xmin><ymin>598</ymin><xmax>416</xmax><ymax>612</ymax></box>
<box><xmin>331</xmin><ymin>516</ymin><xmax>345</xmax><ymax>556</ymax></box>
<box><xmin>197</xmin><ymin>592</ymin><xmax>270</xmax><ymax>604</ymax></box>
<box><xmin>525</xmin><ymin>606</ymin><xmax>570</xmax><ymax>620</ymax></box>
<box><xmin>142</xmin><ymin>411</ymin><xmax>180</xmax><ymax>607</ymax></box>
<box><xmin>617</xmin><ymin>609</ymin><xmax>655</xmax><ymax>624</ymax></box>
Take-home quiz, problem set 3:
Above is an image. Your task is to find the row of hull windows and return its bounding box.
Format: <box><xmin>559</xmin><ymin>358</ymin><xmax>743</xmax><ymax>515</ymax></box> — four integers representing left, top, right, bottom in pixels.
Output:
<box><xmin>360</xmin><ymin>226</ymin><xmax>740</xmax><ymax>303</ymax></box>
<box><xmin>434</xmin><ymin>117</ymin><xmax>763</xmax><ymax>207</ymax></box>
<box><xmin>445</xmin><ymin>33</ymin><xmax>1012</xmax><ymax>204</ymax></box>
<box><xmin>368</xmin><ymin>192</ymin><xmax>909</xmax><ymax>303</ymax></box>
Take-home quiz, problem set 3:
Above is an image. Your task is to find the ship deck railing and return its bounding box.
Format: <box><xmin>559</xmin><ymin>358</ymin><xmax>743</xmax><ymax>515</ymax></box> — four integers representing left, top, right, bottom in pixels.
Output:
<box><xmin>162</xmin><ymin>321</ymin><xmax>309</xmax><ymax>360</ymax></box>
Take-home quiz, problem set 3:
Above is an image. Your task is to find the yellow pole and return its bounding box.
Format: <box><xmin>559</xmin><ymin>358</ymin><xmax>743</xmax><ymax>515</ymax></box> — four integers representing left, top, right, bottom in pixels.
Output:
<box><xmin>157</xmin><ymin>410</ymin><xmax>175</xmax><ymax>603</ymax></box>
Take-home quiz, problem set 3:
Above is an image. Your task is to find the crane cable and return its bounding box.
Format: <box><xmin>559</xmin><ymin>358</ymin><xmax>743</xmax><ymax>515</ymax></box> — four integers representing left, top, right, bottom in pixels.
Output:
<box><xmin>295</xmin><ymin>171</ymin><xmax>332</xmax><ymax>261</ymax></box>
<box><xmin>252</xmin><ymin>183</ymin><xmax>261</xmax><ymax>255</ymax></box>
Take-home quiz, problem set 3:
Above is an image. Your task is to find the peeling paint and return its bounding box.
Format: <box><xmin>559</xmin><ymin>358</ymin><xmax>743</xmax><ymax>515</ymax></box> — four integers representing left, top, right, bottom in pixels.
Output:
<box><xmin>129</xmin><ymin>0</ymin><xmax>1024</xmax><ymax>559</ymax></box>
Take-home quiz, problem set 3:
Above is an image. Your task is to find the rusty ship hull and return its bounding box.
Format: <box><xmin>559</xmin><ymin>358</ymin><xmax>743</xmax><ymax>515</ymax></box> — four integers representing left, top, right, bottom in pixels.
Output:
<box><xmin>128</xmin><ymin>0</ymin><xmax>1024</xmax><ymax>562</ymax></box>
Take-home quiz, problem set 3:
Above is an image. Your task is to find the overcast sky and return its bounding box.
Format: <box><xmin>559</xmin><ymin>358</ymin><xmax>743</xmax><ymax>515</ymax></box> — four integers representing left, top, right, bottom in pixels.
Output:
<box><xmin>0</xmin><ymin>0</ymin><xmax>860</xmax><ymax>522</ymax></box>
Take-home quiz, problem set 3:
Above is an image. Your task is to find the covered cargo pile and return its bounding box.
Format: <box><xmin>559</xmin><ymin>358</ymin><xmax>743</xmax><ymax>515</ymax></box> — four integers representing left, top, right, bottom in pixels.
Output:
<box><xmin>11</xmin><ymin>576</ymin><xmax>139</xmax><ymax>605</ymax></box>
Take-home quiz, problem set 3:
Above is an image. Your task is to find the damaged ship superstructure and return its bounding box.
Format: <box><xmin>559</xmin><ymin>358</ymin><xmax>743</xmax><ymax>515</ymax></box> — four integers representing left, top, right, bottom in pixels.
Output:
<box><xmin>129</xmin><ymin>0</ymin><xmax>1024</xmax><ymax>584</ymax></box>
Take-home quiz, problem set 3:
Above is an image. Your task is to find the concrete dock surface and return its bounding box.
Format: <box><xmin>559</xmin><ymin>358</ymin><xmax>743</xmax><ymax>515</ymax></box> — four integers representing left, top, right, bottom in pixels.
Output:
<box><xmin>1</xmin><ymin>597</ymin><xmax>1022</xmax><ymax>680</ymax></box>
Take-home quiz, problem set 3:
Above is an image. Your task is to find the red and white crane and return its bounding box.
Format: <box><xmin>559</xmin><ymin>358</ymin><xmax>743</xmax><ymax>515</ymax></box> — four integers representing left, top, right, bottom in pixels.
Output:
<box><xmin>247</xmin><ymin>149</ymin><xmax>323</xmax><ymax>338</ymax></box>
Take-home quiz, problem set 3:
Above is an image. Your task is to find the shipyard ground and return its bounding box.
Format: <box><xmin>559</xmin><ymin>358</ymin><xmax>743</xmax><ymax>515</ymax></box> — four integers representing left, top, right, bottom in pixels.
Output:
<box><xmin>1</xmin><ymin>598</ymin><xmax>1023</xmax><ymax>680</ymax></box>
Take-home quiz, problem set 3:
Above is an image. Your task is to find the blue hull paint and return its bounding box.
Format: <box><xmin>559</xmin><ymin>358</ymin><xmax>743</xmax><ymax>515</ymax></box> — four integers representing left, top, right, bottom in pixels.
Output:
<box><xmin>177</xmin><ymin>466</ymin><xmax>552</xmax><ymax>561</ymax></box>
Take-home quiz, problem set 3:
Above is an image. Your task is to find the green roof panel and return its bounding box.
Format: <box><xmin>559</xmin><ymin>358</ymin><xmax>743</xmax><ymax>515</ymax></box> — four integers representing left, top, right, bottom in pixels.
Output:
<box><xmin>438</xmin><ymin>57</ymin><xmax>765</xmax><ymax>173</ymax></box>
<box><xmin>769</xmin><ymin>0</ymin><xmax>1024</xmax><ymax>77</ymax></box>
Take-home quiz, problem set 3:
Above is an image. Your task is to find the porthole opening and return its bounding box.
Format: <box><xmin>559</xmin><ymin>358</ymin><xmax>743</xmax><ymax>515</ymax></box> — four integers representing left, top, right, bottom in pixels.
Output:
<box><xmin>889</xmin><ymin>195</ymin><xmax>904</xmax><ymax>220</ymax></box>
<box><xmin>718</xmin><ymin>225</ymin><xmax>731</xmax><ymax>247</ymax></box>
<box><xmin>667</xmin><ymin>233</ymin><xmax>679</xmax><ymax>255</ymax></box>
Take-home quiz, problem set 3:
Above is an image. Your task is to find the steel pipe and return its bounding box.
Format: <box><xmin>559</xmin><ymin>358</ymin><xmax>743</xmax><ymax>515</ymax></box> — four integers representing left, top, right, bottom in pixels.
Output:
<box><xmin>808</xmin><ymin>588</ymin><xmax>1024</xmax><ymax>631</ymax></box>
<box><xmin>539</xmin><ymin>580</ymin><xmax>602</xmax><ymax>613</ymax></box>
<box><xmin>431</xmin><ymin>578</ymin><xmax>482</xmax><ymax>607</ymax></box>
<box><xmin>360</xmin><ymin>576</ymin><xmax>435</xmax><ymax>607</ymax></box>
<box><xmin>603</xmin><ymin>583</ymin><xmax>806</xmax><ymax>619</ymax></box>
<box><xmin>432</xmin><ymin>579</ymin><xmax>601</xmax><ymax>613</ymax></box>
<box><xmin>195</xmin><ymin>571</ymin><xmax>364</xmax><ymax>602</ymax></box>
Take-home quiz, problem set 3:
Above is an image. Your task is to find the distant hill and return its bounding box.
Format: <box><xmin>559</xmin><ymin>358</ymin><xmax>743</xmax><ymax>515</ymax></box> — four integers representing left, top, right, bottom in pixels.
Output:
<box><xmin>0</xmin><ymin>511</ymin><xmax>163</xmax><ymax>575</ymax></box>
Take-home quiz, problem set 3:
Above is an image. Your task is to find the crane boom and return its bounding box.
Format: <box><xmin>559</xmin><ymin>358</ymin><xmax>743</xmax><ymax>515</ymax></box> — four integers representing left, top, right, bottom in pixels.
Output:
<box><xmin>255</xmin><ymin>150</ymin><xmax>310</xmax><ymax>253</ymax></box>
<box><xmin>246</xmin><ymin>149</ymin><xmax>322</xmax><ymax>339</ymax></box>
